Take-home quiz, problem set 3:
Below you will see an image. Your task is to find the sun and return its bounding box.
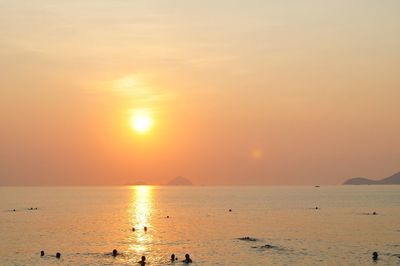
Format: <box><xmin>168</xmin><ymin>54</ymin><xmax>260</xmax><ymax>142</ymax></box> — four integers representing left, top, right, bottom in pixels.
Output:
<box><xmin>131</xmin><ymin>111</ymin><xmax>153</xmax><ymax>134</ymax></box>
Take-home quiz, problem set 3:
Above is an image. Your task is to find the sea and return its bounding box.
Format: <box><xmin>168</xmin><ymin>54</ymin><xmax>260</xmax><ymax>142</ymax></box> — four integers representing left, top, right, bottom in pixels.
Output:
<box><xmin>1</xmin><ymin>186</ymin><xmax>399</xmax><ymax>265</ymax></box>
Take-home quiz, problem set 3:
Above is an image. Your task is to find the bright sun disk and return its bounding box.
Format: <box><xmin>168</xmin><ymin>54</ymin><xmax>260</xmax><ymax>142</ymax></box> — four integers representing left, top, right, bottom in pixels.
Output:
<box><xmin>131</xmin><ymin>112</ymin><xmax>153</xmax><ymax>133</ymax></box>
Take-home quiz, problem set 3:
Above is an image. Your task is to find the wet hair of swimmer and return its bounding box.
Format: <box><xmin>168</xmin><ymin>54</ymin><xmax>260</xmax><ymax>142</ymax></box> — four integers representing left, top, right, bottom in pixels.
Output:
<box><xmin>141</xmin><ymin>256</ymin><xmax>146</xmax><ymax>262</ymax></box>
<box><xmin>171</xmin><ymin>254</ymin><xmax>177</xmax><ymax>261</ymax></box>
<box><xmin>373</xmin><ymin>252</ymin><xmax>378</xmax><ymax>260</ymax></box>
<box><xmin>40</xmin><ymin>251</ymin><xmax>45</xmax><ymax>256</ymax></box>
<box><xmin>144</xmin><ymin>226</ymin><xmax>148</xmax><ymax>231</ymax></box>
<box><xmin>112</xmin><ymin>249</ymin><xmax>118</xmax><ymax>257</ymax></box>
<box><xmin>56</xmin><ymin>252</ymin><xmax>61</xmax><ymax>259</ymax></box>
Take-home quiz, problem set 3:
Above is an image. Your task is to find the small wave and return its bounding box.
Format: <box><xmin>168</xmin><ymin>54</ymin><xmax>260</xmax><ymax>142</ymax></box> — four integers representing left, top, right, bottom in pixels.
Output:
<box><xmin>251</xmin><ymin>244</ymin><xmax>287</xmax><ymax>252</ymax></box>
<box><xmin>5</xmin><ymin>208</ymin><xmax>39</xmax><ymax>212</ymax></box>
<box><xmin>358</xmin><ymin>212</ymin><xmax>379</xmax><ymax>216</ymax></box>
<box><xmin>252</xmin><ymin>244</ymin><xmax>276</xmax><ymax>249</ymax></box>
<box><xmin>237</xmin><ymin>237</ymin><xmax>258</xmax><ymax>242</ymax></box>
<box><xmin>76</xmin><ymin>251</ymin><xmax>130</xmax><ymax>259</ymax></box>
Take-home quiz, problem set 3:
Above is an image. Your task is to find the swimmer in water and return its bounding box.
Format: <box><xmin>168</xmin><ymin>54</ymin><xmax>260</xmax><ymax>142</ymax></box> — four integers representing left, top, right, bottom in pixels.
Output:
<box><xmin>372</xmin><ymin>251</ymin><xmax>378</xmax><ymax>260</ymax></box>
<box><xmin>112</xmin><ymin>249</ymin><xmax>118</xmax><ymax>257</ymax></box>
<box><xmin>182</xmin><ymin>254</ymin><xmax>192</xmax><ymax>263</ymax></box>
<box><xmin>56</xmin><ymin>252</ymin><xmax>61</xmax><ymax>259</ymax></box>
<box><xmin>171</xmin><ymin>253</ymin><xmax>177</xmax><ymax>262</ymax></box>
<box><xmin>138</xmin><ymin>255</ymin><xmax>146</xmax><ymax>265</ymax></box>
<box><xmin>144</xmin><ymin>226</ymin><xmax>148</xmax><ymax>232</ymax></box>
<box><xmin>132</xmin><ymin>227</ymin><xmax>136</xmax><ymax>232</ymax></box>
<box><xmin>40</xmin><ymin>251</ymin><xmax>45</xmax><ymax>256</ymax></box>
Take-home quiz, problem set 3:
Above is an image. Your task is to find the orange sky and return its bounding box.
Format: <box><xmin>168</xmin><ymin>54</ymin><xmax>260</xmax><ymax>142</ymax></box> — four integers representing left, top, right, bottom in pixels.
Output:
<box><xmin>1</xmin><ymin>1</ymin><xmax>399</xmax><ymax>185</ymax></box>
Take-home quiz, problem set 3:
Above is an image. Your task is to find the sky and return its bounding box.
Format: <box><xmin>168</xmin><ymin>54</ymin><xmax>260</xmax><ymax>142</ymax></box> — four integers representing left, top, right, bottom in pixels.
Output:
<box><xmin>0</xmin><ymin>0</ymin><xmax>399</xmax><ymax>185</ymax></box>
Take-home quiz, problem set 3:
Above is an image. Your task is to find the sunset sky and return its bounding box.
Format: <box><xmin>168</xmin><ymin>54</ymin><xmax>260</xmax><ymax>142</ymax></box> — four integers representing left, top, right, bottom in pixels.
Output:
<box><xmin>1</xmin><ymin>1</ymin><xmax>399</xmax><ymax>185</ymax></box>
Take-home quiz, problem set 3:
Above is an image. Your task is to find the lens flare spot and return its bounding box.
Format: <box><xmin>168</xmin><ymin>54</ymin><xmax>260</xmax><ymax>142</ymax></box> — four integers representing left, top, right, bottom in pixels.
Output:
<box><xmin>251</xmin><ymin>148</ymin><xmax>263</xmax><ymax>160</ymax></box>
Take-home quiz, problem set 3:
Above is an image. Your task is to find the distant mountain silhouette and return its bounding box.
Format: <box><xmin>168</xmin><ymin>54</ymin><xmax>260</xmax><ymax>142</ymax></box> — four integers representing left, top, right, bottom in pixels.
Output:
<box><xmin>166</xmin><ymin>176</ymin><xmax>193</xmax><ymax>186</ymax></box>
<box><xmin>343</xmin><ymin>177</ymin><xmax>377</xmax><ymax>185</ymax></box>
<box><xmin>343</xmin><ymin>172</ymin><xmax>400</xmax><ymax>185</ymax></box>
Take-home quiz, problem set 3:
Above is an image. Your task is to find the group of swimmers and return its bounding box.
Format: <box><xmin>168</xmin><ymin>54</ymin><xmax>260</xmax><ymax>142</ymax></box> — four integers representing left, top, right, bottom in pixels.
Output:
<box><xmin>40</xmin><ymin>251</ymin><xmax>61</xmax><ymax>259</ymax></box>
<box><xmin>39</xmin><ymin>226</ymin><xmax>192</xmax><ymax>263</ymax></box>
<box><xmin>35</xmin><ymin>211</ymin><xmax>380</xmax><ymax>263</ymax></box>
<box><xmin>112</xmin><ymin>249</ymin><xmax>192</xmax><ymax>264</ymax></box>
<box><xmin>132</xmin><ymin>226</ymin><xmax>148</xmax><ymax>232</ymax></box>
<box><xmin>40</xmin><ymin>249</ymin><xmax>192</xmax><ymax>264</ymax></box>
<box><xmin>39</xmin><ymin>247</ymin><xmax>379</xmax><ymax>263</ymax></box>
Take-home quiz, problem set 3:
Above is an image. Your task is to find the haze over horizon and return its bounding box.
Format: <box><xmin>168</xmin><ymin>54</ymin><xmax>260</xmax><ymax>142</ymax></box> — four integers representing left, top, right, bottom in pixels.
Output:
<box><xmin>1</xmin><ymin>1</ymin><xmax>399</xmax><ymax>186</ymax></box>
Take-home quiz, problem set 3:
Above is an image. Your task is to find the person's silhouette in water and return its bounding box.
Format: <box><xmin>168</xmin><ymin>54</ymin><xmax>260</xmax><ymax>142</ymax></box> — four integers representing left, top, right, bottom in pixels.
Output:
<box><xmin>138</xmin><ymin>255</ymin><xmax>146</xmax><ymax>265</ymax></box>
<box><xmin>112</xmin><ymin>249</ymin><xmax>118</xmax><ymax>257</ymax></box>
<box><xmin>171</xmin><ymin>253</ymin><xmax>177</xmax><ymax>262</ymax></box>
<box><xmin>182</xmin><ymin>254</ymin><xmax>192</xmax><ymax>263</ymax></box>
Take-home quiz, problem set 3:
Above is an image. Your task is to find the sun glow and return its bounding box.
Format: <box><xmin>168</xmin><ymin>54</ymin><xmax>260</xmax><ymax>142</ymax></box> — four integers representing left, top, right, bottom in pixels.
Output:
<box><xmin>131</xmin><ymin>110</ymin><xmax>153</xmax><ymax>134</ymax></box>
<box><xmin>129</xmin><ymin>186</ymin><xmax>154</xmax><ymax>253</ymax></box>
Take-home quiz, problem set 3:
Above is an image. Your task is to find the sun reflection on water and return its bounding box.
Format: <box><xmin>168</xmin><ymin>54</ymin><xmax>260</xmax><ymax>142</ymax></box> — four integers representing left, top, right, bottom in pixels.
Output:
<box><xmin>129</xmin><ymin>185</ymin><xmax>154</xmax><ymax>254</ymax></box>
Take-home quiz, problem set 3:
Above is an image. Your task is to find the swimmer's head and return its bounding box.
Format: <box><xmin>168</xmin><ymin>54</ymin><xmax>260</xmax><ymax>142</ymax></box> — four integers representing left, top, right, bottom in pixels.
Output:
<box><xmin>372</xmin><ymin>252</ymin><xmax>378</xmax><ymax>260</ymax></box>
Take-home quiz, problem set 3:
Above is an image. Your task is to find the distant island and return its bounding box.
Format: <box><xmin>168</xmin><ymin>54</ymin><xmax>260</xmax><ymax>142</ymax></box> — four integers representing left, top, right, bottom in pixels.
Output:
<box><xmin>343</xmin><ymin>172</ymin><xmax>400</xmax><ymax>185</ymax></box>
<box><xmin>166</xmin><ymin>176</ymin><xmax>193</xmax><ymax>186</ymax></box>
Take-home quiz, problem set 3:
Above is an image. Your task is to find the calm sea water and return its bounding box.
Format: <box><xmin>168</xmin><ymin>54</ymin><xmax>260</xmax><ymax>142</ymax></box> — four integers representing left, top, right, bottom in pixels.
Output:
<box><xmin>0</xmin><ymin>186</ymin><xmax>399</xmax><ymax>265</ymax></box>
